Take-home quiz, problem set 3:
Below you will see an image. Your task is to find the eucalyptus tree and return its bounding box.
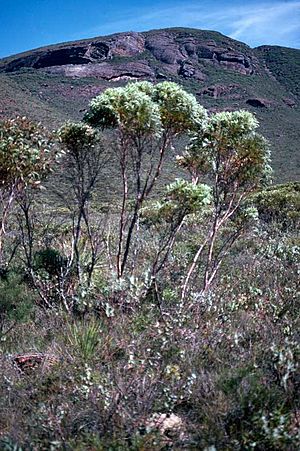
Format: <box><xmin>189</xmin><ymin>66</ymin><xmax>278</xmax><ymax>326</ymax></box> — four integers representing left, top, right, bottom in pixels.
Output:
<box><xmin>178</xmin><ymin>110</ymin><xmax>272</xmax><ymax>299</ymax></box>
<box><xmin>0</xmin><ymin>117</ymin><xmax>56</xmax><ymax>266</ymax></box>
<box><xmin>85</xmin><ymin>81</ymin><xmax>207</xmax><ymax>277</ymax></box>
<box><xmin>57</xmin><ymin>122</ymin><xmax>108</xmax><ymax>288</ymax></box>
<box><xmin>16</xmin><ymin>122</ymin><xmax>107</xmax><ymax>312</ymax></box>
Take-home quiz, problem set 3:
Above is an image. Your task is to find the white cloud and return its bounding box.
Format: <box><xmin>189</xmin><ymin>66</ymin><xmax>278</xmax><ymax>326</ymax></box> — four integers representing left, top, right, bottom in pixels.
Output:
<box><xmin>227</xmin><ymin>2</ymin><xmax>300</xmax><ymax>47</ymax></box>
<box><xmin>74</xmin><ymin>1</ymin><xmax>300</xmax><ymax>48</ymax></box>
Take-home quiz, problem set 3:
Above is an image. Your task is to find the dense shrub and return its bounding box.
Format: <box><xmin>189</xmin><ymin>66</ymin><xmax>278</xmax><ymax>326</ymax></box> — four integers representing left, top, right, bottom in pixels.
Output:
<box><xmin>251</xmin><ymin>182</ymin><xmax>300</xmax><ymax>228</ymax></box>
<box><xmin>0</xmin><ymin>272</ymin><xmax>34</xmax><ymax>338</ymax></box>
<box><xmin>33</xmin><ymin>248</ymin><xmax>68</xmax><ymax>278</ymax></box>
<box><xmin>0</xmin><ymin>83</ymin><xmax>298</xmax><ymax>449</ymax></box>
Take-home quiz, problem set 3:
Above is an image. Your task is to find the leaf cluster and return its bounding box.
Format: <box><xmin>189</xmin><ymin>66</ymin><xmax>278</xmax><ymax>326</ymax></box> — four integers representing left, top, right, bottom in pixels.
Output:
<box><xmin>142</xmin><ymin>179</ymin><xmax>211</xmax><ymax>225</ymax></box>
<box><xmin>178</xmin><ymin>110</ymin><xmax>272</xmax><ymax>189</ymax></box>
<box><xmin>0</xmin><ymin>117</ymin><xmax>57</xmax><ymax>189</ymax></box>
<box><xmin>85</xmin><ymin>81</ymin><xmax>206</xmax><ymax>137</ymax></box>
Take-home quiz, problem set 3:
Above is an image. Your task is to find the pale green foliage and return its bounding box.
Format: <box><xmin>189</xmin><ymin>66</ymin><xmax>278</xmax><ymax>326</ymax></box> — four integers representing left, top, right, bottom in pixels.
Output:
<box><xmin>85</xmin><ymin>81</ymin><xmax>206</xmax><ymax>136</ymax></box>
<box><xmin>142</xmin><ymin>179</ymin><xmax>211</xmax><ymax>224</ymax></box>
<box><xmin>153</xmin><ymin>82</ymin><xmax>207</xmax><ymax>132</ymax></box>
<box><xmin>163</xmin><ymin>179</ymin><xmax>212</xmax><ymax>221</ymax></box>
<box><xmin>58</xmin><ymin>121</ymin><xmax>99</xmax><ymax>151</ymax></box>
<box><xmin>166</xmin><ymin>179</ymin><xmax>211</xmax><ymax>211</ymax></box>
<box><xmin>86</xmin><ymin>82</ymin><xmax>162</xmax><ymax>135</ymax></box>
<box><xmin>178</xmin><ymin>110</ymin><xmax>272</xmax><ymax>188</ymax></box>
<box><xmin>231</xmin><ymin>205</ymin><xmax>259</xmax><ymax>227</ymax></box>
<box><xmin>0</xmin><ymin>117</ymin><xmax>56</xmax><ymax>188</ymax></box>
<box><xmin>0</xmin><ymin>117</ymin><xmax>57</xmax><ymax>265</ymax></box>
<box><xmin>249</xmin><ymin>182</ymin><xmax>300</xmax><ymax>227</ymax></box>
<box><xmin>271</xmin><ymin>339</ymin><xmax>299</xmax><ymax>391</ymax></box>
<box><xmin>85</xmin><ymin>81</ymin><xmax>207</xmax><ymax>278</ymax></box>
<box><xmin>210</xmin><ymin>109</ymin><xmax>259</xmax><ymax>134</ymax></box>
<box><xmin>177</xmin><ymin>111</ymin><xmax>272</xmax><ymax>297</ymax></box>
<box><xmin>56</xmin><ymin>121</ymin><xmax>106</xmax><ymax>292</ymax></box>
<box><xmin>224</xmin><ymin>205</ymin><xmax>259</xmax><ymax>237</ymax></box>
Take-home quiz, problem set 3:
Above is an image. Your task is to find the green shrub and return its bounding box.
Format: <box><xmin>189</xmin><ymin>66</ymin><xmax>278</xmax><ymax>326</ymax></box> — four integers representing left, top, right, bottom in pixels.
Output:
<box><xmin>0</xmin><ymin>273</ymin><xmax>34</xmax><ymax>337</ymax></box>
<box><xmin>67</xmin><ymin>319</ymin><xmax>102</xmax><ymax>362</ymax></box>
<box><xmin>33</xmin><ymin>248</ymin><xmax>67</xmax><ymax>278</ymax></box>
<box><xmin>251</xmin><ymin>182</ymin><xmax>300</xmax><ymax>227</ymax></box>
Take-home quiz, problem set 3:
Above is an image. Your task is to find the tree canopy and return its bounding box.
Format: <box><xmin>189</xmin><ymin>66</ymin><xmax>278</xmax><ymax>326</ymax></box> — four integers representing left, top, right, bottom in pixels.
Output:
<box><xmin>0</xmin><ymin>117</ymin><xmax>56</xmax><ymax>190</ymax></box>
<box><xmin>85</xmin><ymin>81</ymin><xmax>206</xmax><ymax>136</ymax></box>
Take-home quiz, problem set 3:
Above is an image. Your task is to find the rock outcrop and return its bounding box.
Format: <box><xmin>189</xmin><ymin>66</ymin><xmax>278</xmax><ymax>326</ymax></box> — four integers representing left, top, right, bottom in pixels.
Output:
<box><xmin>0</xmin><ymin>29</ymin><xmax>259</xmax><ymax>80</ymax></box>
<box><xmin>44</xmin><ymin>60</ymin><xmax>155</xmax><ymax>80</ymax></box>
<box><xmin>246</xmin><ymin>98</ymin><xmax>275</xmax><ymax>108</ymax></box>
<box><xmin>1</xmin><ymin>32</ymin><xmax>145</xmax><ymax>72</ymax></box>
<box><xmin>198</xmin><ymin>83</ymin><xmax>242</xmax><ymax>99</ymax></box>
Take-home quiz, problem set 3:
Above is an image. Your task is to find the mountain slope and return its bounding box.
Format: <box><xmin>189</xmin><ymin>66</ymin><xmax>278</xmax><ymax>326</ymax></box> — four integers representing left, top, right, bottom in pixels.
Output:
<box><xmin>0</xmin><ymin>28</ymin><xmax>299</xmax><ymax>181</ymax></box>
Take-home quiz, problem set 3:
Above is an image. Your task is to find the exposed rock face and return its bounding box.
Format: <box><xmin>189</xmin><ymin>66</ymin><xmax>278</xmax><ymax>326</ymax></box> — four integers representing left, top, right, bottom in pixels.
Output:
<box><xmin>217</xmin><ymin>51</ymin><xmax>253</xmax><ymax>74</ymax></box>
<box><xmin>85</xmin><ymin>42</ymin><xmax>110</xmax><ymax>61</ymax></box>
<box><xmin>43</xmin><ymin>60</ymin><xmax>155</xmax><ymax>80</ymax></box>
<box><xmin>0</xmin><ymin>29</ymin><xmax>259</xmax><ymax>80</ymax></box>
<box><xmin>107</xmin><ymin>32</ymin><xmax>145</xmax><ymax>57</ymax></box>
<box><xmin>145</xmin><ymin>31</ymin><xmax>185</xmax><ymax>64</ymax></box>
<box><xmin>2</xmin><ymin>32</ymin><xmax>146</xmax><ymax>72</ymax></box>
<box><xmin>144</xmin><ymin>31</ymin><xmax>257</xmax><ymax>75</ymax></box>
<box><xmin>194</xmin><ymin>42</ymin><xmax>255</xmax><ymax>74</ymax></box>
<box><xmin>178</xmin><ymin>61</ymin><xmax>206</xmax><ymax>80</ymax></box>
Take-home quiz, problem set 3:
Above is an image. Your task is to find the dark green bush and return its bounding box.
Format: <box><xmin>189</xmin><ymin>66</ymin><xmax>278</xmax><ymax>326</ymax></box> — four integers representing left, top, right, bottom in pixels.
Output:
<box><xmin>0</xmin><ymin>273</ymin><xmax>34</xmax><ymax>336</ymax></box>
<box><xmin>251</xmin><ymin>182</ymin><xmax>300</xmax><ymax>228</ymax></box>
<box><xmin>33</xmin><ymin>248</ymin><xmax>67</xmax><ymax>278</ymax></box>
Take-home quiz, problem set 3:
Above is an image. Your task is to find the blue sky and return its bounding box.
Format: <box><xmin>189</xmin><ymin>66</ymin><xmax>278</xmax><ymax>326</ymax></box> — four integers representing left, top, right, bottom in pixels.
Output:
<box><xmin>0</xmin><ymin>0</ymin><xmax>299</xmax><ymax>58</ymax></box>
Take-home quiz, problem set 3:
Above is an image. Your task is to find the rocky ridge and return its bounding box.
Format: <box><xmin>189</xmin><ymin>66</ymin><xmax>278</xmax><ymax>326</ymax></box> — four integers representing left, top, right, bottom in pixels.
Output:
<box><xmin>0</xmin><ymin>29</ymin><xmax>259</xmax><ymax>79</ymax></box>
<box><xmin>0</xmin><ymin>28</ymin><xmax>299</xmax><ymax>181</ymax></box>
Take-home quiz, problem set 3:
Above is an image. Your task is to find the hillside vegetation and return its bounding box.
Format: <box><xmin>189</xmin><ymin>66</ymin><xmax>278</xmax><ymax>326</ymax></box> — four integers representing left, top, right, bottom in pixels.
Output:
<box><xmin>0</xmin><ymin>81</ymin><xmax>299</xmax><ymax>450</ymax></box>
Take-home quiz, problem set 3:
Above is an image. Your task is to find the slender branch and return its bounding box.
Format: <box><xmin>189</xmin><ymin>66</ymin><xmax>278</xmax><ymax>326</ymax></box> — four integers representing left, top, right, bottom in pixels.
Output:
<box><xmin>119</xmin><ymin>131</ymin><xmax>171</xmax><ymax>277</ymax></box>
<box><xmin>0</xmin><ymin>183</ymin><xmax>17</xmax><ymax>265</ymax></box>
<box><xmin>152</xmin><ymin>215</ymin><xmax>185</xmax><ymax>277</ymax></box>
<box><xmin>181</xmin><ymin>236</ymin><xmax>209</xmax><ymax>302</ymax></box>
<box><xmin>117</xmin><ymin>136</ymin><xmax>129</xmax><ymax>278</ymax></box>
